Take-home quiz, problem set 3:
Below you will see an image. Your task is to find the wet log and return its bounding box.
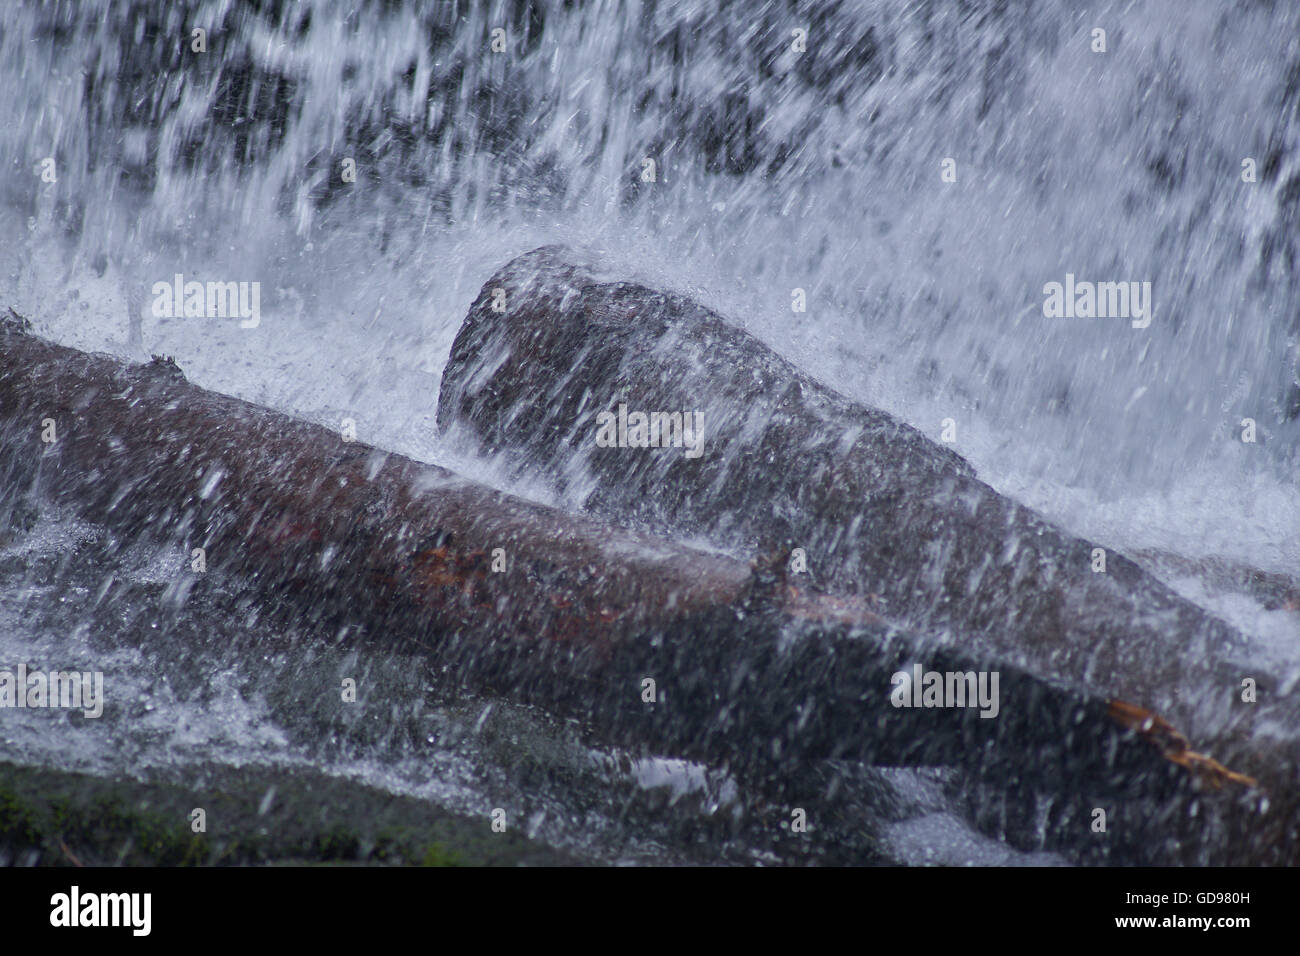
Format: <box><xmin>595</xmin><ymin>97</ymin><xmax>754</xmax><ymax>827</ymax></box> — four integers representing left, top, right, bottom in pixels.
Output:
<box><xmin>0</xmin><ymin>308</ymin><xmax>1291</xmax><ymax>863</ymax></box>
<box><xmin>437</xmin><ymin>246</ymin><xmax>1295</xmax><ymax>780</ymax></box>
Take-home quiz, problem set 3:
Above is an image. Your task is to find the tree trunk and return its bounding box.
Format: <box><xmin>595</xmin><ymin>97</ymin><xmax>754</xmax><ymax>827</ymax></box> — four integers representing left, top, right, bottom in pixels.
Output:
<box><xmin>2</xmin><ymin>307</ymin><xmax>1290</xmax><ymax>863</ymax></box>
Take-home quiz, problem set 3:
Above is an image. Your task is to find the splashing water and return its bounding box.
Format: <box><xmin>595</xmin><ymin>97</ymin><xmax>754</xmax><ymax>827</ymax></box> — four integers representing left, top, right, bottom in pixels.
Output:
<box><xmin>4</xmin><ymin>1</ymin><xmax>1298</xmax><ymax>561</ymax></box>
<box><xmin>2</xmin><ymin>0</ymin><xmax>1298</xmax><ymax>863</ymax></box>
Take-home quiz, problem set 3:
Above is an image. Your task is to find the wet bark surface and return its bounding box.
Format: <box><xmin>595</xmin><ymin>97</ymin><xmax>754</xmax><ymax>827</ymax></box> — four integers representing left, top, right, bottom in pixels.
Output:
<box><xmin>2</xmin><ymin>310</ymin><xmax>1293</xmax><ymax>863</ymax></box>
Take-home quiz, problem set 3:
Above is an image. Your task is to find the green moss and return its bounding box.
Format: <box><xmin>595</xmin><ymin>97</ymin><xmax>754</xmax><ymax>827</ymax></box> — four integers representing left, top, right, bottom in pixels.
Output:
<box><xmin>420</xmin><ymin>843</ymin><xmax>461</xmax><ymax>867</ymax></box>
<box><xmin>313</xmin><ymin>824</ymin><xmax>361</xmax><ymax>861</ymax></box>
<box><xmin>0</xmin><ymin>760</ymin><xmax>577</xmax><ymax>867</ymax></box>
<box><xmin>0</xmin><ymin>787</ymin><xmax>42</xmax><ymax>845</ymax></box>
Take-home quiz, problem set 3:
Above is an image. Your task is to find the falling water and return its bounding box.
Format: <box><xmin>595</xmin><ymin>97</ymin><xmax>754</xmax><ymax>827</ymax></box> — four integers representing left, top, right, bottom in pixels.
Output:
<box><xmin>2</xmin><ymin>0</ymin><xmax>1298</xmax><ymax>864</ymax></box>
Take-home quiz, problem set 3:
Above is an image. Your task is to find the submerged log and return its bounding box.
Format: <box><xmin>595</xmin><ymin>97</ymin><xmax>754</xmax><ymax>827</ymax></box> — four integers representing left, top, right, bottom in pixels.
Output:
<box><xmin>0</xmin><ymin>308</ymin><xmax>1290</xmax><ymax>863</ymax></box>
<box><xmin>437</xmin><ymin>246</ymin><xmax>1293</xmax><ymax>773</ymax></box>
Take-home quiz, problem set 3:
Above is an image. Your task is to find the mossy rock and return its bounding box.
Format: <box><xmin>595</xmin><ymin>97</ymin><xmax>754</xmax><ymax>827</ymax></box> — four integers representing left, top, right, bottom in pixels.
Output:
<box><xmin>0</xmin><ymin>760</ymin><xmax>579</xmax><ymax>867</ymax></box>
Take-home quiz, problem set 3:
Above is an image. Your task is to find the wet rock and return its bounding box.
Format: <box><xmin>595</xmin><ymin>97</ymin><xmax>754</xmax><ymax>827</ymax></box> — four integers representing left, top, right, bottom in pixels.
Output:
<box><xmin>437</xmin><ymin>246</ymin><xmax>1275</xmax><ymax>755</ymax></box>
